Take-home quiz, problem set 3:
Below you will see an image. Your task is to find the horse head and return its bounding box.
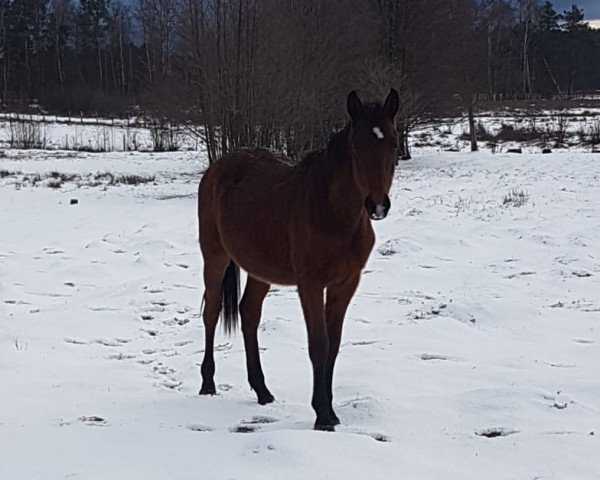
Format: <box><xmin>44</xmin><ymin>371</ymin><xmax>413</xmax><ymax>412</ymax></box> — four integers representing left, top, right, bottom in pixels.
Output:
<box><xmin>347</xmin><ymin>89</ymin><xmax>399</xmax><ymax>220</ymax></box>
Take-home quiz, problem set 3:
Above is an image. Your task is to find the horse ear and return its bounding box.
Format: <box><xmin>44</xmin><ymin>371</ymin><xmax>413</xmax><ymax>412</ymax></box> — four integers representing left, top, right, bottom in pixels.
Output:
<box><xmin>347</xmin><ymin>90</ymin><xmax>362</xmax><ymax>120</ymax></box>
<box><xmin>384</xmin><ymin>88</ymin><xmax>399</xmax><ymax>119</ymax></box>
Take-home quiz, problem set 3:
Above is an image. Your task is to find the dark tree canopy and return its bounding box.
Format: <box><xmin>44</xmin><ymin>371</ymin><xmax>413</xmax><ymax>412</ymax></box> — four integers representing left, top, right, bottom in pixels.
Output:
<box><xmin>0</xmin><ymin>0</ymin><xmax>598</xmax><ymax>159</ymax></box>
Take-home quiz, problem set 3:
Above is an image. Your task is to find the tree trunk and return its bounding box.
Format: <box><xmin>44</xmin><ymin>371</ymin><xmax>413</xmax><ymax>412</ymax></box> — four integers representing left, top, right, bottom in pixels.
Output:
<box><xmin>542</xmin><ymin>55</ymin><xmax>562</xmax><ymax>96</ymax></box>
<box><xmin>468</xmin><ymin>102</ymin><xmax>478</xmax><ymax>152</ymax></box>
<box><xmin>397</xmin><ymin>121</ymin><xmax>411</xmax><ymax>160</ymax></box>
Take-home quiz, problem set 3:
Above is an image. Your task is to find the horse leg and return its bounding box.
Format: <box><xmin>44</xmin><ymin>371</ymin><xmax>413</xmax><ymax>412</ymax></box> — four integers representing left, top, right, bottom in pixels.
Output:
<box><xmin>325</xmin><ymin>274</ymin><xmax>361</xmax><ymax>425</ymax></box>
<box><xmin>240</xmin><ymin>276</ymin><xmax>274</xmax><ymax>405</ymax></box>
<box><xmin>298</xmin><ymin>281</ymin><xmax>334</xmax><ymax>430</ymax></box>
<box><xmin>199</xmin><ymin>254</ymin><xmax>230</xmax><ymax>395</ymax></box>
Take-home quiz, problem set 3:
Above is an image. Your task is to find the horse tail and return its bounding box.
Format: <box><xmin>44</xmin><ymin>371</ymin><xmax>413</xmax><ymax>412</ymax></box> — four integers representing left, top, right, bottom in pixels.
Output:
<box><xmin>221</xmin><ymin>261</ymin><xmax>240</xmax><ymax>335</ymax></box>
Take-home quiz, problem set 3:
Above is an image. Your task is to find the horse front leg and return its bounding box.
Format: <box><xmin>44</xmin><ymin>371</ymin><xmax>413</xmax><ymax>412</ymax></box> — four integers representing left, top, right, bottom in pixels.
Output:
<box><xmin>324</xmin><ymin>273</ymin><xmax>361</xmax><ymax>425</ymax></box>
<box><xmin>298</xmin><ymin>281</ymin><xmax>334</xmax><ymax>430</ymax></box>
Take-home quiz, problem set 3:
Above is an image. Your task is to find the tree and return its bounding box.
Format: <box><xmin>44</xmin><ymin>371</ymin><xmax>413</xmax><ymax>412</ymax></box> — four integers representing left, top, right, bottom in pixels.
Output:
<box><xmin>539</xmin><ymin>1</ymin><xmax>561</xmax><ymax>32</ymax></box>
<box><xmin>77</xmin><ymin>0</ymin><xmax>110</xmax><ymax>88</ymax></box>
<box><xmin>6</xmin><ymin>0</ymin><xmax>51</xmax><ymax>101</ymax></box>
<box><xmin>0</xmin><ymin>0</ymin><xmax>9</xmax><ymax>103</ymax></box>
<box><xmin>48</xmin><ymin>0</ymin><xmax>74</xmax><ymax>89</ymax></box>
<box><xmin>563</xmin><ymin>4</ymin><xmax>588</xmax><ymax>32</ymax></box>
<box><xmin>107</xmin><ymin>0</ymin><xmax>132</xmax><ymax>93</ymax></box>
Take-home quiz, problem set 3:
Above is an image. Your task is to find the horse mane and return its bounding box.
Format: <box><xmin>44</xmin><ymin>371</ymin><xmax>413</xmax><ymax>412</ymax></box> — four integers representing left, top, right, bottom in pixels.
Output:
<box><xmin>296</xmin><ymin>101</ymin><xmax>384</xmax><ymax>173</ymax></box>
<box><xmin>297</xmin><ymin>124</ymin><xmax>351</xmax><ymax>173</ymax></box>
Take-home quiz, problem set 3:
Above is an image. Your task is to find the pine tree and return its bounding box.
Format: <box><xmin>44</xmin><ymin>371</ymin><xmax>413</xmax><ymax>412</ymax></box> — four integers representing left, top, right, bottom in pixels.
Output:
<box><xmin>7</xmin><ymin>0</ymin><xmax>50</xmax><ymax>100</ymax></box>
<box><xmin>539</xmin><ymin>1</ymin><xmax>561</xmax><ymax>32</ymax></box>
<box><xmin>77</xmin><ymin>0</ymin><xmax>110</xmax><ymax>87</ymax></box>
<box><xmin>563</xmin><ymin>4</ymin><xmax>588</xmax><ymax>32</ymax></box>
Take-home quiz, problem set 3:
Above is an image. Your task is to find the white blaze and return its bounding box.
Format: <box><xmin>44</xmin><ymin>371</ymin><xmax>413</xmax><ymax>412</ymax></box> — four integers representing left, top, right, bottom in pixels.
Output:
<box><xmin>373</xmin><ymin>127</ymin><xmax>384</xmax><ymax>139</ymax></box>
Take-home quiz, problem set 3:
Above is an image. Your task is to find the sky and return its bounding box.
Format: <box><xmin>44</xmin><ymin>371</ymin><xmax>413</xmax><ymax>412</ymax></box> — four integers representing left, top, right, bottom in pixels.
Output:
<box><xmin>553</xmin><ymin>0</ymin><xmax>600</xmax><ymax>21</ymax></box>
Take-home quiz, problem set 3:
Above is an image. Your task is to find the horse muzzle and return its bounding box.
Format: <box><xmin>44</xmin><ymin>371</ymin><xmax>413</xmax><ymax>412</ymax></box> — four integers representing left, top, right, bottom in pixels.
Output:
<box><xmin>364</xmin><ymin>194</ymin><xmax>391</xmax><ymax>221</ymax></box>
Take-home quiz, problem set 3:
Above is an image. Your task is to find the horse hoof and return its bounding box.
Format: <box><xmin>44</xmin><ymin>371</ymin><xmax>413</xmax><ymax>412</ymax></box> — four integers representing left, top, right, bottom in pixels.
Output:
<box><xmin>257</xmin><ymin>392</ymin><xmax>275</xmax><ymax>405</ymax></box>
<box><xmin>314</xmin><ymin>422</ymin><xmax>336</xmax><ymax>432</ymax></box>
<box><xmin>199</xmin><ymin>383</ymin><xmax>216</xmax><ymax>395</ymax></box>
<box><xmin>330</xmin><ymin>413</ymin><xmax>341</xmax><ymax>426</ymax></box>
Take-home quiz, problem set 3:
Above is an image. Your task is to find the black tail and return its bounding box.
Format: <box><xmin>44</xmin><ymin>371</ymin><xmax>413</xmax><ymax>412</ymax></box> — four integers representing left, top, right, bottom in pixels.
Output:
<box><xmin>221</xmin><ymin>261</ymin><xmax>240</xmax><ymax>335</ymax></box>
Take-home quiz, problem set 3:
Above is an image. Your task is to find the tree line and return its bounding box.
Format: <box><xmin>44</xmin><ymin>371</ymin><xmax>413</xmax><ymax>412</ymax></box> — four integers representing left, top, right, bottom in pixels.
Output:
<box><xmin>0</xmin><ymin>0</ymin><xmax>599</xmax><ymax>161</ymax></box>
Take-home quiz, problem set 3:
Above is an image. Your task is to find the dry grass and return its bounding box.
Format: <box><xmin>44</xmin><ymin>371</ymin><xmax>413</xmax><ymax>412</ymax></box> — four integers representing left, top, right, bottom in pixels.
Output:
<box><xmin>503</xmin><ymin>189</ymin><xmax>529</xmax><ymax>208</ymax></box>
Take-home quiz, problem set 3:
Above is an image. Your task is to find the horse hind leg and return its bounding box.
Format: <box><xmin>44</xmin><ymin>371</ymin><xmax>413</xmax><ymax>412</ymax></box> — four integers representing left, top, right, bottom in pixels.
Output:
<box><xmin>240</xmin><ymin>276</ymin><xmax>274</xmax><ymax>405</ymax></box>
<box><xmin>199</xmin><ymin>252</ymin><xmax>230</xmax><ymax>395</ymax></box>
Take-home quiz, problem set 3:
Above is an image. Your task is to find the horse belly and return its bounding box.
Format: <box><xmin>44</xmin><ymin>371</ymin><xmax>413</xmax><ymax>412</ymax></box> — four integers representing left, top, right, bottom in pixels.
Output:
<box><xmin>218</xmin><ymin>183</ymin><xmax>296</xmax><ymax>285</ymax></box>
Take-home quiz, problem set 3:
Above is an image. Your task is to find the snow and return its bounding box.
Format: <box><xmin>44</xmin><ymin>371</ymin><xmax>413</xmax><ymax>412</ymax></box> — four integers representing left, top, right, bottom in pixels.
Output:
<box><xmin>0</xmin><ymin>115</ymin><xmax>203</xmax><ymax>152</ymax></box>
<box><xmin>411</xmin><ymin>111</ymin><xmax>600</xmax><ymax>154</ymax></box>
<box><xmin>1</xmin><ymin>148</ymin><xmax>599</xmax><ymax>479</ymax></box>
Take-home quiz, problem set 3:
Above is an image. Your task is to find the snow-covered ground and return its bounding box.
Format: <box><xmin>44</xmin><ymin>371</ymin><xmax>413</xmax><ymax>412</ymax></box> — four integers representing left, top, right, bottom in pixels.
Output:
<box><xmin>0</xmin><ymin>115</ymin><xmax>202</xmax><ymax>152</ymax></box>
<box><xmin>412</xmin><ymin>111</ymin><xmax>600</xmax><ymax>154</ymax></box>
<box><xmin>2</xmin><ymin>108</ymin><xmax>599</xmax><ymax>154</ymax></box>
<box><xmin>1</xmin><ymin>148</ymin><xmax>599</xmax><ymax>479</ymax></box>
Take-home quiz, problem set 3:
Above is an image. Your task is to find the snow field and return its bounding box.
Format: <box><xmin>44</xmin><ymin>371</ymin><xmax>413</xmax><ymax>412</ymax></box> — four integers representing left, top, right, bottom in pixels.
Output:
<box><xmin>1</xmin><ymin>149</ymin><xmax>599</xmax><ymax>479</ymax></box>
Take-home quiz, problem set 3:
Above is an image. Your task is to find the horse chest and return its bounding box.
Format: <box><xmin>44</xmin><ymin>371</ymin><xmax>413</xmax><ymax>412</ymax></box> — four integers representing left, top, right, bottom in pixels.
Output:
<box><xmin>302</xmin><ymin>223</ymin><xmax>374</xmax><ymax>283</ymax></box>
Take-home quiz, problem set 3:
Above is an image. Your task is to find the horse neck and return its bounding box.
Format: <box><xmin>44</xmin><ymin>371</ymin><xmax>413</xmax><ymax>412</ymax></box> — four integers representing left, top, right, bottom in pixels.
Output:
<box><xmin>310</xmin><ymin>126</ymin><xmax>365</xmax><ymax>230</ymax></box>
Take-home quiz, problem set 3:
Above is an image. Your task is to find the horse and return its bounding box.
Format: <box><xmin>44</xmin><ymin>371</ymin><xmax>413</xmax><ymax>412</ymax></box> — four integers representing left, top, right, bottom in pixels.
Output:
<box><xmin>197</xmin><ymin>89</ymin><xmax>399</xmax><ymax>430</ymax></box>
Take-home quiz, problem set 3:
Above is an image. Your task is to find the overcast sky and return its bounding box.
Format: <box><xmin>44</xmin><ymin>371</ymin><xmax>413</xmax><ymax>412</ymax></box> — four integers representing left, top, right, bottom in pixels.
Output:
<box><xmin>553</xmin><ymin>0</ymin><xmax>600</xmax><ymax>20</ymax></box>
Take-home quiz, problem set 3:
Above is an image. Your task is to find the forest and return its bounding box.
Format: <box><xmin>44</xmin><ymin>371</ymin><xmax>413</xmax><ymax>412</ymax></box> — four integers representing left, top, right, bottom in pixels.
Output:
<box><xmin>1</xmin><ymin>0</ymin><xmax>599</xmax><ymax>161</ymax></box>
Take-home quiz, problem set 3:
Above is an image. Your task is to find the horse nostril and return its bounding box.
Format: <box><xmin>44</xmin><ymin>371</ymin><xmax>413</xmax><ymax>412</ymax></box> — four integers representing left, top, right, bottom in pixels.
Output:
<box><xmin>370</xmin><ymin>203</ymin><xmax>387</xmax><ymax>220</ymax></box>
<box><xmin>364</xmin><ymin>195</ymin><xmax>391</xmax><ymax>220</ymax></box>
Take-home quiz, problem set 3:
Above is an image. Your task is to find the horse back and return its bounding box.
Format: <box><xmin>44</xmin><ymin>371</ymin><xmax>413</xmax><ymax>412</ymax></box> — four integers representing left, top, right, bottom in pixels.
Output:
<box><xmin>199</xmin><ymin>148</ymin><xmax>298</xmax><ymax>284</ymax></box>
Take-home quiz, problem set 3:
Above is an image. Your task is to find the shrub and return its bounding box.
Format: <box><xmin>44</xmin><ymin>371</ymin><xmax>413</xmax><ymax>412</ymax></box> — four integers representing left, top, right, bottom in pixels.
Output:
<box><xmin>8</xmin><ymin>120</ymin><xmax>48</xmax><ymax>149</ymax></box>
<box><xmin>589</xmin><ymin>120</ymin><xmax>600</xmax><ymax>145</ymax></box>
<box><xmin>149</xmin><ymin>120</ymin><xmax>180</xmax><ymax>152</ymax></box>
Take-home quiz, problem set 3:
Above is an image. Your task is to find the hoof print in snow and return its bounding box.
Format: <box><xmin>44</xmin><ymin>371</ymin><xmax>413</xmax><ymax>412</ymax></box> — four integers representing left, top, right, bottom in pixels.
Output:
<box><xmin>80</xmin><ymin>416</ymin><xmax>107</xmax><ymax>426</ymax></box>
<box><xmin>107</xmin><ymin>353</ymin><xmax>136</xmax><ymax>360</ymax></box>
<box><xmin>160</xmin><ymin>380</ymin><xmax>182</xmax><ymax>390</ymax></box>
<box><xmin>232</xmin><ymin>415</ymin><xmax>278</xmax><ymax>433</ymax></box>
<box><xmin>163</xmin><ymin>317</ymin><xmax>190</xmax><ymax>326</ymax></box>
<box><xmin>95</xmin><ymin>339</ymin><xmax>123</xmax><ymax>347</ymax></box>
<box><xmin>377</xmin><ymin>243</ymin><xmax>397</xmax><ymax>256</ymax></box>
<box><xmin>370</xmin><ymin>433</ymin><xmax>391</xmax><ymax>443</ymax></box>
<box><xmin>573</xmin><ymin>338</ymin><xmax>594</xmax><ymax>344</ymax></box>
<box><xmin>187</xmin><ymin>424</ymin><xmax>212</xmax><ymax>432</ymax></box>
<box><xmin>343</xmin><ymin>340</ymin><xmax>380</xmax><ymax>347</ymax></box>
<box><xmin>475</xmin><ymin>427</ymin><xmax>518</xmax><ymax>438</ymax></box>
<box><xmin>231</xmin><ymin>424</ymin><xmax>259</xmax><ymax>433</ymax></box>
<box><xmin>420</xmin><ymin>353</ymin><xmax>450</xmax><ymax>361</ymax></box>
<box><xmin>572</xmin><ymin>270</ymin><xmax>592</xmax><ymax>278</ymax></box>
<box><xmin>64</xmin><ymin>338</ymin><xmax>87</xmax><ymax>345</ymax></box>
<box><xmin>243</xmin><ymin>415</ymin><xmax>279</xmax><ymax>425</ymax></box>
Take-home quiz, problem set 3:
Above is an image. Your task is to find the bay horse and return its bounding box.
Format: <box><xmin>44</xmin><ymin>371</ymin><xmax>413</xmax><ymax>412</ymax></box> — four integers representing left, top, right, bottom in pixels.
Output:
<box><xmin>197</xmin><ymin>89</ymin><xmax>399</xmax><ymax>430</ymax></box>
